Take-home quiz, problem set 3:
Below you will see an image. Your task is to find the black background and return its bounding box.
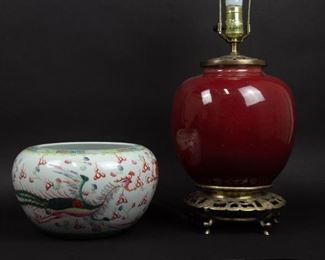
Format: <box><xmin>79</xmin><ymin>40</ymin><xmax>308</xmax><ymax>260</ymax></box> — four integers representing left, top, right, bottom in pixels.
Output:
<box><xmin>0</xmin><ymin>0</ymin><xmax>324</xmax><ymax>259</ymax></box>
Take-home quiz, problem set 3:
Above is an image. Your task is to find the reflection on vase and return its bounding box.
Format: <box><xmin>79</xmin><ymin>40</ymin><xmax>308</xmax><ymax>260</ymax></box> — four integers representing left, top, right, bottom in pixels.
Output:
<box><xmin>176</xmin><ymin>128</ymin><xmax>201</xmax><ymax>166</ymax></box>
<box><xmin>201</xmin><ymin>89</ymin><xmax>213</xmax><ymax>106</ymax></box>
<box><xmin>238</xmin><ymin>86</ymin><xmax>266</xmax><ymax>107</ymax></box>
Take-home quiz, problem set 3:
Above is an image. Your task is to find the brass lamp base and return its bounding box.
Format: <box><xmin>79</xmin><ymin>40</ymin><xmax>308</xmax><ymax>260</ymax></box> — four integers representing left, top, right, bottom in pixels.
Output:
<box><xmin>184</xmin><ymin>187</ymin><xmax>286</xmax><ymax>235</ymax></box>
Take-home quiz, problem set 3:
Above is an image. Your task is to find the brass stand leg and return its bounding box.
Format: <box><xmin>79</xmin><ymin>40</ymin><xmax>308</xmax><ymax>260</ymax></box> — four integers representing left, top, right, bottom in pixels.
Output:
<box><xmin>259</xmin><ymin>219</ymin><xmax>272</xmax><ymax>236</ymax></box>
<box><xmin>272</xmin><ymin>211</ymin><xmax>280</xmax><ymax>224</ymax></box>
<box><xmin>203</xmin><ymin>219</ymin><xmax>214</xmax><ymax>235</ymax></box>
<box><xmin>259</xmin><ymin>211</ymin><xmax>281</xmax><ymax>236</ymax></box>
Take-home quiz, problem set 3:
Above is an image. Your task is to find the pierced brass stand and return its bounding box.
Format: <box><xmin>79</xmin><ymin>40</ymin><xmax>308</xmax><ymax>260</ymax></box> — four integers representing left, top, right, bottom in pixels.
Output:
<box><xmin>184</xmin><ymin>187</ymin><xmax>286</xmax><ymax>235</ymax></box>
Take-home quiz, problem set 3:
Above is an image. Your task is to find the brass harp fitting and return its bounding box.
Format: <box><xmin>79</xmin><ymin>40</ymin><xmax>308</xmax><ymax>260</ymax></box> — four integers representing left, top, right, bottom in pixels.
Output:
<box><xmin>217</xmin><ymin>0</ymin><xmax>251</xmax><ymax>55</ymax></box>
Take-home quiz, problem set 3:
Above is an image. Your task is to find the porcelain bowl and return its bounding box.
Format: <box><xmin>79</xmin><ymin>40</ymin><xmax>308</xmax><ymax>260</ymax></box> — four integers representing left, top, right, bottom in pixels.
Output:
<box><xmin>12</xmin><ymin>142</ymin><xmax>159</xmax><ymax>237</ymax></box>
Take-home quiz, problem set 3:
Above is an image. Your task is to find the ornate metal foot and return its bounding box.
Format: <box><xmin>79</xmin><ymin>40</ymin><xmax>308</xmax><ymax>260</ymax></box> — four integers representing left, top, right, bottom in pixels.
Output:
<box><xmin>203</xmin><ymin>219</ymin><xmax>214</xmax><ymax>235</ymax></box>
<box><xmin>272</xmin><ymin>211</ymin><xmax>281</xmax><ymax>224</ymax></box>
<box><xmin>258</xmin><ymin>211</ymin><xmax>282</xmax><ymax>236</ymax></box>
<box><xmin>185</xmin><ymin>188</ymin><xmax>286</xmax><ymax>235</ymax></box>
<box><xmin>259</xmin><ymin>219</ymin><xmax>272</xmax><ymax>236</ymax></box>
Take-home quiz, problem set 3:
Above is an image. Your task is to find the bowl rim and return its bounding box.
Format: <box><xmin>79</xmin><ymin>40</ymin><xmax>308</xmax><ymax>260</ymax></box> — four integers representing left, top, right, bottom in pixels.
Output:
<box><xmin>24</xmin><ymin>142</ymin><xmax>146</xmax><ymax>154</ymax></box>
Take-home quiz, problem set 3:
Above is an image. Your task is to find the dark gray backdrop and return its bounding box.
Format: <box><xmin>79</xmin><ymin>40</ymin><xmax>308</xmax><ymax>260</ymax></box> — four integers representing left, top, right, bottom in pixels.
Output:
<box><xmin>0</xmin><ymin>0</ymin><xmax>324</xmax><ymax>259</ymax></box>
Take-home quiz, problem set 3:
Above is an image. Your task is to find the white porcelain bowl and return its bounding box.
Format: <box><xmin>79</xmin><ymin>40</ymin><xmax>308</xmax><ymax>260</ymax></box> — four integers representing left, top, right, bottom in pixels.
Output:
<box><xmin>12</xmin><ymin>142</ymin><xmax>159</xmax><ymax>237</ymax></box>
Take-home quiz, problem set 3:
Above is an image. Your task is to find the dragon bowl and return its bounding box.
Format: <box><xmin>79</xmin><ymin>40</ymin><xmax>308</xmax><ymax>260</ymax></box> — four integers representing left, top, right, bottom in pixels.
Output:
<box><xmin>12</xmin><ymin>142</ymin><xmax>159</xmax><ymax>237</ymax></box>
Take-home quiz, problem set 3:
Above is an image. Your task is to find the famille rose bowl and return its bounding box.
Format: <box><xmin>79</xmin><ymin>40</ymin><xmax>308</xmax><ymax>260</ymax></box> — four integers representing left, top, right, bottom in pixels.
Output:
<box><xmin>12</xmin><ymin>142</ymin><xmax>159</xmax><ymax>237</ymax></box>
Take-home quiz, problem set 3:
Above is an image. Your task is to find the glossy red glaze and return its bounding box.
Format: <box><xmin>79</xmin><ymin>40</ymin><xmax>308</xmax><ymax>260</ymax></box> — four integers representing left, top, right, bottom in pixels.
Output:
<box><xmin>172</xmin><ymin>66</ymin><xmax>296</xmax><ymax>187</ymax></box>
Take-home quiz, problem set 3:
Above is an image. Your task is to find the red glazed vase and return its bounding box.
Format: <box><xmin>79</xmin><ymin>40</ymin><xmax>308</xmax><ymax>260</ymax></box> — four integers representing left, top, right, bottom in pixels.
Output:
<box><xmin>172</xmin><ymin>65</ymin><xmax>296</xmax><ymax>188</ymax></box>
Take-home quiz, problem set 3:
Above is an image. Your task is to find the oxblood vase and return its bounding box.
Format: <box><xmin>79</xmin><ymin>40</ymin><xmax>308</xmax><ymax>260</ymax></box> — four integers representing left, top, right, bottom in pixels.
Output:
<box><xmin>172</xmin><ymin>65</ymin><xmax>295</xmax><ymax>189</ymax></box>
<box><xmin>172</xmin><ymin>64</ymin><xmax>295</xmax><ymax>235</ymax></box>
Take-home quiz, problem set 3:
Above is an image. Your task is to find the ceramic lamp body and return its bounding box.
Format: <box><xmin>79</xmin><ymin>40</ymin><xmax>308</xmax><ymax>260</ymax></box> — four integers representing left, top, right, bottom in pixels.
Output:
<box><xmin>12</xmin><ymin>142</ymin><xmax>158</xmax><ymax>237</ymax></box>
<box><xmin>172</xmin><ymin>66</ymin><xmax>295</xmax><ymax>188</ymax></box>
